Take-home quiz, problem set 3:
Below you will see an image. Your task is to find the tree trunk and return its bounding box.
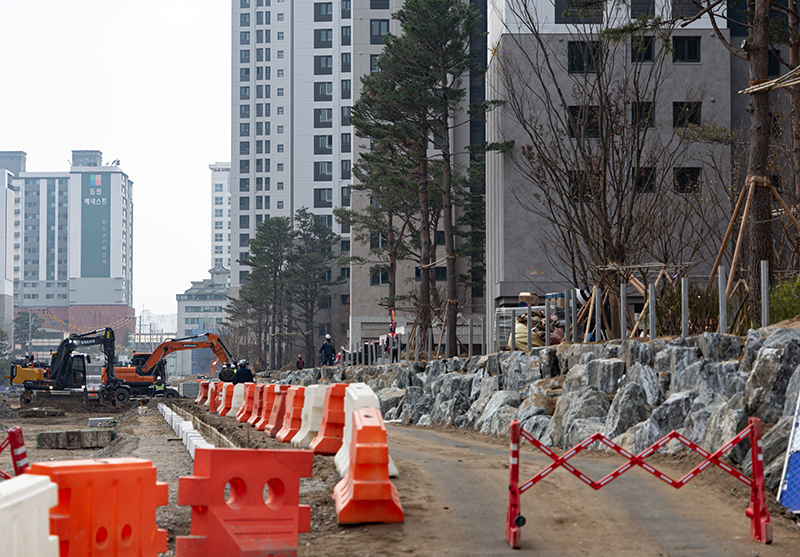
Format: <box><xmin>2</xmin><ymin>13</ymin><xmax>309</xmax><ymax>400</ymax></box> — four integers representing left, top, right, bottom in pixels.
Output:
<box><xmin>387</xmin><ymin>210</ymin><xmax>396</xmax><ymax>313</ymax></box>
<box><xmin>439</xmin><ymin>86</ymin><xmax>458</xmax><ymax>358</ymax></box>
<box><xmin>746</xmin><ymin>0</ymin><xmax>773</xmax><ymax>323</ymax></box>
<box><xmin>417</xmin><ymin>140</ymin><xmax>432</xmax><ymax>345</ymax></box>
<box><xmin>791</xmin><ymin>1</ymin><xmax>800</xmax><ymax>197</ymax></box>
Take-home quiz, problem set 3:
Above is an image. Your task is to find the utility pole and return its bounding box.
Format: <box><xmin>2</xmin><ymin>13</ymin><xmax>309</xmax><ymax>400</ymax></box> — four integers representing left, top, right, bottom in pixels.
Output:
<box><xmin>27</xmin><ymin>308</ymin><xmax>32</xmax><ymax>356</ymax></box>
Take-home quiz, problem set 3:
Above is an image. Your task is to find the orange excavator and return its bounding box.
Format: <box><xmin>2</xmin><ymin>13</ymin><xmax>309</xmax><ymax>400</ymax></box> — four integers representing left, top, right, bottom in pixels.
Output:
<box><xmin>104</xmin><ymin>333</ymin><xmax>235</xmax><ymax>397</ymax></box>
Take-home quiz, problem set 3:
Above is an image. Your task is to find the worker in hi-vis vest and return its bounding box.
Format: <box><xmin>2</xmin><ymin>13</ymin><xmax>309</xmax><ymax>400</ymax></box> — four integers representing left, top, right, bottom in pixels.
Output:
<box><xmin>385</xmin><ymin>325</ymin><xmax>400</xmax><ymax>363</ymax></box>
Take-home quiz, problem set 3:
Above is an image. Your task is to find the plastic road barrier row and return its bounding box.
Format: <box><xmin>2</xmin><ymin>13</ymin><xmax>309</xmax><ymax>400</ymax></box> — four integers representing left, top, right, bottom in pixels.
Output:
<box><xmin>0</xmin><ymin>474</ymin><xmax>59</xmax><ymax>557</ymax></box>
<box><xmin>28</xmin><ymin>458</ymin><xmax>169</xmax><ymax>556</ymax></box>
<box><xmin>176</xmin><ymin>447</ymin><xmax>313</xmax><ymax>557</ymax></box>
<box><xmin>335</xmin><ymin>383</ymin><xmax>398</xmax><ymax>477</ymax></box>
<box><xmin>236</xmin><ymin>383</ymin><xmax>257</xmax><ymax>423</ymax></box>
<box><xmin>265</xmin><ymin>385</ymin><xmax>289</xmax><ymax>438</ymax></box>
<box><xmin>276</xmin><ymin>386</ymin><xmax>306</xmax><ymax>443</ymax></box>
<box><xmin>229</xmin><ymin>383</ymin><xmax>246</xmax><ymax>417</ymax></box>
<box><xmin>217</xmin><ymin>383</ymin><xmax>236</xmax><ymax>417</ymax></box>
<box><xmin>247</xmin><ymin>384</ymin><xmax>266</xmax><ymax>428</ymax></box>
<box><xmin>255</xmin><ymin>384</ymin><xmax>278</xmax><ymax>431</ymax></box>
<box><xmin>310</xmin><ymin>383</ymin><xmax>348</xmax><ymax>455</ymax></box>
<box><xmin>292</xmin><ymin>384</ymin><xmax>326</xmax><ymax>448</ymax></box>
<box><xmin>505</xmin><ymin>418</ymin><xmax>772</xmax><ymax>549</ymax></box>
<box><xmin>208</xmin><ymin>381</ymin><xmax>220</xmax><ymax>414</ymax></box>
<box><xmin>196</xmin><ymin>381</ymin><xmax>210</xmax><ymax>404</ymax></box>
<box><xmin>0</xmin><ymin>426</ymin><xmax>30</xmax><ymax>479</ymax></box>
<box><xmin>333</xmin><ymin>408</ymin><xmax>404</xmax><ymax>524</ymax></box>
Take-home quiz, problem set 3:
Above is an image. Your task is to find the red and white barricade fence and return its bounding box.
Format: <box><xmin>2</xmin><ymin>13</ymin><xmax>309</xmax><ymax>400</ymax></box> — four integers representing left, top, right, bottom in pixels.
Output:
<box><xmin>506</xmin><ymin>418</ymin><xmax>772</xmax><ymax>549</ymax></box>
<box><xmin>0</xmin><ymin>426</ymin><xmax>29</xmax><ymax>479</ymax></box>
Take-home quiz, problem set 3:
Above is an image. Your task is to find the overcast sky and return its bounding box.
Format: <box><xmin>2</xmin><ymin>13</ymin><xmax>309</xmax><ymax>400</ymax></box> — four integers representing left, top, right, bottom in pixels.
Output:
<box><xmin>0</xmin><ymin>1</ymin><xmax>231</xmax><ymax>316</ymax></box>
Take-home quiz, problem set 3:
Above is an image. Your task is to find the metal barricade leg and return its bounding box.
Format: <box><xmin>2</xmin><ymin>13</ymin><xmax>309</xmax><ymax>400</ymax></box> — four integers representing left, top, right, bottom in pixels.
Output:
<box><xmin>505</xmin><ymin>420</ymin><xmax>523</xmax><ymax>549</ymax></box>
<box><xmin>746</xmin><ymin>418</ymin><xmax>772</xmax><ymax>544</ymax></box>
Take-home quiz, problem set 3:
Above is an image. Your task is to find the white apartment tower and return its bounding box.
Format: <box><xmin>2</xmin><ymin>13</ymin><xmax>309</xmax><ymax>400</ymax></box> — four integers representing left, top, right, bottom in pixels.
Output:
<box><xmin>209</xmin><ymin>162</ymin><xmax>232</xmax><ymax>272</ymax></box>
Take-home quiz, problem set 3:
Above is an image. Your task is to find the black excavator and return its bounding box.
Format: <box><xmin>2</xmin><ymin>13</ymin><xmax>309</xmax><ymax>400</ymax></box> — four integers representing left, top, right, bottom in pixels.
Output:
<box><xmin>7</xmin><ymin>327</ymin><xmax>131</xmax><ymax>405</ymax></box>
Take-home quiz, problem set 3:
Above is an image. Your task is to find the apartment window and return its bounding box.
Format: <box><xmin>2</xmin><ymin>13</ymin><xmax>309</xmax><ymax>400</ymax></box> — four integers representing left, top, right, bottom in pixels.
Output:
<box><xmin>240</xmin><ymin>105</ymin><xmax>251</xmax><ymax>119</ymax></box>
<box><xmin>341</xmin><ymin>267</ymin><xmax>350</xmax><ymax>278</ymax></box>
<box><xmin>568</xmin><ymin>41</ymin><xmax>600</xmax><ymax>73</ymax></box>
<box><xmin>277</xmin><ymin>69</ymin><xmax>284</xmax><ymax>78</ymax></box>
<box><xmin>672</xmin><ymin>0</ymin><xmax>702</xmax><ymax>17</ymax></box>
<box><xmin>277</xmin><ymin>106</ymin><xmax>284</xmax><ymax>114</ymax></box>
<box><xmin>277</xmin><ymin>32</ymin><xmax>284</xmax><ymax>40</ymax></box>
<box><xmin>315</xmin><ymin>108</ymin><xmax>334</xmax><ymax>128</ymax></box>
<box><xmin>275</xmin><ymin>125</ymin><xmax>283</xmax><ymax>134</ymax></box>
<box><xmin>631</xmin><ymin>0</ymin><xmax>654</xmax><ymax>17</ymax></box>
<box><xmin>568</xmin><ymin>106</ymin><xmax>600</xmax><ymax>138</ymax></box>
<box><xmin>315</xmin><ymin>81</ymin><xmax>333</xmax><ymax>101</ymax></box>
<box><xmin>371</xmin><ymin>20</ymin><xmax>389</xmax><ymax>44</ymax></box>
<box><xmin>256</xmin><ymin>48</ymin><xmax>264</xmax><ymax>62</ymax></box>
<box><xmin>341</xmin><ymin>160</ymin><xmax>351</xmax><ymax>179</ymax></box>
<box><xmin>239</xmin><ymin>234</ymin><xmax>250</xmax><ymax>247</ymax></box>
<box><xmin>277</xmin><ymin>200</ymin><xmax>284</xmax><ymax>208</ymax></box>
<box><xmin>341</xmin><ymin>26</ymin><xmax>351</xmax><ymax>46</ymax></box>
<box><xmin>342</xmin><ymin>0</ymin><xmax>351</xmax><ymax>18</ymax></box>
<box><xmin>241</xmin><ymin>13</ymin><xmax>251</xmax><ymax>26</ymax></box>
<box><xmin>673</xmin><ymin>167</ymin><xmax>702</xmax><ymax>193</ymax></box>
<box><xmin>635</xmin><ymin>167</ymin><xmax>656</xmax><ymax>193</ymax></box>
<box><xmin>631</xmin><ymin>36</ymin><xmax>653</xmax><ymax>62</ymax></box>
<box><xmin>314</xmin><ymin>187</ymin><xmax>333</xmax><ymax>207</ymax></box>
<box><xmin>257</xmin><ymin>29</ymin><xmax>264</xmax><ymax>43</ymax></box>
<box><xmin>240</xmin><ymin>50</ymin><xmax>250</xmax><ymax>63</ymax></box>
<box><xmin>315</xmin><ymin>135</ymin><xmax>333</xmax><ymax>154</ymax></box>
<box><xmin>277</xmin><ymin>144</ymin><xmax>284</xmax><ymax>153</ymax></box>
<box><xmin>341</xmin><ymin>186</ymin><xmax>351</xmax><ymax>206</ymax></box>
<box><xmin>315</xmin><ymin>29</ymin><xmax>333</xmax><ymax>48</ymax></box>
<box><xmin>214</xmin><ymin>183</ymin><xmax>224</xmax><ymax>192</ymax></box>
<box><xmin>673</xmin><ymin>101</ymin><xmax>701</xmax><ymax>127</ymax></box>
<box><xmin>277</xmin><ymin>163</ymin><xmax>284</xmax><ymax>171</ymax></box>
<box><xmin>240</xmin><ymin>178</ymin><xmax>250</xmax><ymax>192</ymax></box>
<box><xmin>316</xmin><ymin>215</ymin><xmax>333</xmax><ymax>230</ymax></box>
<box><xmin>315</xmin><ymin>55</ymin><xmax>333</xmax><ymax>74</ymax></box>
<box><xmin>341</xmin><ymin>239</ymin><xmax>350</xmax><ymax>251</ymax></box>
<box><xmin>673</xmin><ymin>37</ymin><xmax>700</xmax><ymax>62</ymax></box>
<box><xmin>264</xmin><ymin>195</ymin><xmax>271</xmax><ymax>209</ymax></box>
<box><xmin>341</xmin><ymin>132</ymin><xmax>351</xmax><ymax>152</ymax></box>
<box><xmin>314</xmin><ymin>2</ymin><xmax>333</xmax><ymax>21</ymax></box>
<box><xmin>370</xmin><ymin>54</ymin><xmax>380</xmax><ymax>72</ymax></box>
<box><xmin>240</xmin><ymin>67</ymin><xmax>251</xmax><ymax>81</ymax></box>
<box><xmin>214</xmin><ymin>196</ymin><xmax>224</xmax><ymax>206</ymax></box>
<box><xmin>341</xmin><ymin>52</ymin><xmax>351</xmax><ymax>72</ymax></box>
<box><xmin>371</xmin><ymin>269</ymin><xmax>390</xmax><ymax>285</ymax></box>
<box><xmin>277</xmin><ymin>87</ymin><xmax>284</xmax><ymax>96</ymax></box>
<box><xmin>256</xmin><ymin>85</ymin><xmax>264</xmax><ymax>98</ymax></box>
<box><xmin>371</xmin><ymin>0</ymin><xmax>389</xmax><ymax>8</ymax></box>
<box><xmin>241</xmin><ymin>0</ymin><xmax>250</xmax><ymax>7</ymax></box>
<box><xmin>241</xmin><ymin>31</ymin><xmax>251</xmax><ymax>45</ymax></box>
<box><xmin>277</xmin><ymin>50</ymin><xmax>284</xmax><ymax>59</ymax></box>
<box><xmin>632</xmin><ymin>102</ymin><xmax>655</xmax><ymax>128</ymax></box>
<box><xmin>240</xmin><ymin>215</ymin><xmax>250</xmax><ymax>229</ymax></box>
<box><xmin>315</xmin><ymin>163</ymin><xmax>334</xmax><ymax>182</ymax></box>
<box><xmin>277</xmin><ymin>12</ymin><xmax>284</xmax><ymax>21</ymax></box>
<box><xmin>240</xmin><ymin>123</ymin><xmax>250</xmax><ymax>136</ymax></box>
<box><xmin>257</xmin><ymin>11</ymin><xmax>263</xmax><ymax>24</ymax></box>
<box><xmin>341</xmin><ymin>106</ymin><xmax>351</xmax><ymax>126</ymax></box>
<box><xmin>277</xmin><ymin>181</ymin><xmax>285</xmax><ymax>190</ymax></box>
<box><xmin>555</xmin><ymin>0</ymin><xmax>602</xmax><ymax>23</ymax></box>
<box><xmin>341</xmin><ymin>79</ymin><xmax>351</xmax><ymax>99</ymax></box>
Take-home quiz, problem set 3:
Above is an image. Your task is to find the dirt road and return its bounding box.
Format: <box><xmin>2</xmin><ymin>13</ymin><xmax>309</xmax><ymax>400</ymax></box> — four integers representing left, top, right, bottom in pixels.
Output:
<box><xmin>2</xmin><ymin>397</ymin><xmax>800</xmax><ymax>556</ymax></box>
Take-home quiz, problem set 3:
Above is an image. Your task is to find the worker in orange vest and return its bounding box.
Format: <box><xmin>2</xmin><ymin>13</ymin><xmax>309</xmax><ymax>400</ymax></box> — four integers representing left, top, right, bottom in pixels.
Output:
<box><xmin>385</xmin><ymin>325</ymin><xmax>400</xmax><ymax>363</ymax></box>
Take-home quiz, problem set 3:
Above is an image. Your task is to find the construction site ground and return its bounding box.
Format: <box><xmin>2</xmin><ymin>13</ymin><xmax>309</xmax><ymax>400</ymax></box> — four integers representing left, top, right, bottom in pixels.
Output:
<box><xmin>2</xmin><ymin>394</ymin><xmax>800</xmax><ymax>557</ymax></box>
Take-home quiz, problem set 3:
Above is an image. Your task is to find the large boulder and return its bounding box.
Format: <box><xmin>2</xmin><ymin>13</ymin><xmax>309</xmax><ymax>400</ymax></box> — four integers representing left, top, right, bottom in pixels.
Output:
<box><xmin>397</xmin><ymin>386</ymin><xmax>433</xmax><ymax>425</ymax></box>
<box><xmin>700</xmin><ymin>393</ymin><xmax>749</xmax><ymax>464</ymax></box>
<box><xmin>499</xmin><ymin>351</ymin><xmax>541</xmax><ymax>392</ymax></box>
<box><xmin>604</xmin><ymin>382</ymin><xmax>651</xmax><ymax>439</ymax></box>
<box><xmin>618</xmin><ymin>362</ymin><xmax>665</xmax><ymax>407</ymax></box>
<box><xmin>476</xmin><ymin>391</ymin><xmax>521</xmax><ymax>434</ymax></box>
<box><xmin>782</xmin><ymin>365</ymin><xmax>800</xmax><ymax>420</ymax></box>
<box><xmin>745</xmin><ymin>330</ymin><xmax>800</xmax><ymax>422</ymax></box>
<box><xmin>466</xmin><ymin>355</ymin><xmax>489</xmax><ymax>375</ymax></box>
<box><xmin>562</xmin><ymin>359</ymin><xmax>624</xmax><ymax>395</ymax></box>
<box><xmin>618</xmin><ymin>340</ymin><xmax>655</xmax><ymax>370</ymax></box>
<box><xmin>743</xmin><ymin>416</ymin><xmax>793</xmax><ymax>492</ymax></box>
<box><xmin>431</xmin><ymin>389</ymin><xmax>472</xmax><ymax>427</ymax></box>
<box><xmin>636</xmin><ymin>391</ymin><xmax>698</xmax><ymax>449</ymax></box>
<box><xmin>655</xmin><ymin>346</ymin><xmax>701</xmax><ymax>392</ymax></box>
<box><xmin>683</xmin><ymin>403</ymin><xmax>712</xmax><ymax>444</ymax></box>
<box><xmin>436</xmin><ymin>372</ymin><xmax>475</xmax><ymax>400</ymax></box>
<box><xmin>565</xmin><ymin>417</ymin><xmax>606</xmax><ymax>448</ymax></box>
<box><xmin>547</xmin><ymin>386</ymin><xmax>610</xmax><ymax>448</ymax></box>
<box><xmin>696</xmin><ymin>333</ymin><xmax>742</xmax><ymax>361</ymax></box>
<box><xmin>519</xmin><ymin>414</ymin><xmax>552</xmax><ymax>446</ymax></box>
<box><xmin>739</xmin><ymin>328</ymin><xmax>771</xmax><ymax>376</ymax></box>
<box><xmin>673</xmin><ymin>360</ymin><xmax>740</xmax><ymax>401</ymax></box>
<box><xmin>378</xmin><ymin>387</ymin><xmax>406</xmax><ymax>416</ymax></box>
<box><xmin>539</xmin><ymin>347</ymin><xmax>560</xmax><ymax>378</ymax></box>
<box><xmin>516</xmin><ymin>396</ymin><xmax>549</xmax><ymax>423</ymax></box>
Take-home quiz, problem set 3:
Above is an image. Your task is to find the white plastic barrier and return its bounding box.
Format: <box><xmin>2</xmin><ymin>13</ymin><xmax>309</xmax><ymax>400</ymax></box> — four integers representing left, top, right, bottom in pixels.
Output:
<box><xmin>179</xmin><ymin>421</ymin><xmax>195</xmax><ymax>443</ymax></box>
<box><xmin>334</xmin><ymin>383</ymin><xmax>398</xmax><ymax>477</ymax></box>
<box><xmin>0</xmin><ymin>474</ymin><xmax>59</xmax><ymax>557</ymax></box>
<box><xmin>172</xmin><ymin>418</ymin><xmax>185</xmax><ymax>436</ymax></box>
<box><xmin>230</xmin><ymin>383</ymin><xmax>246</xmax><ymax>415</ymax></box>
<box><xmin>292</xmin><ymin>385</ymin><xmax>326</xmax><ymax>448</ymax></box>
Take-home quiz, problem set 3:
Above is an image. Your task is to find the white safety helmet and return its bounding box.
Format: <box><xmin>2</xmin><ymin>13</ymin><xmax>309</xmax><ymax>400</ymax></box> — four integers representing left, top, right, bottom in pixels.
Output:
<box><xmin>326</xmin><ymin>334</ymin><xmax>331</xmax><ymax>340</ymax></box>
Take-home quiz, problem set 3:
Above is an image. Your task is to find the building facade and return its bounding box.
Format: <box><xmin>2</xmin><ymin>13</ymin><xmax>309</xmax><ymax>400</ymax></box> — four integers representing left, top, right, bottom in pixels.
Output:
<box><xmin>209</xmin><ymin>162</ymin><xmax>233</xmax><ymax>273</ymax></box>
<box><xmin>1</xmin><ymin>150</ymin><xmax>135</xmax><ymax>351</ymax></box>
<box><xmin>1</xmin><ymin>167</ymin><xmax>15</xmax><ymax>341</ymax></box>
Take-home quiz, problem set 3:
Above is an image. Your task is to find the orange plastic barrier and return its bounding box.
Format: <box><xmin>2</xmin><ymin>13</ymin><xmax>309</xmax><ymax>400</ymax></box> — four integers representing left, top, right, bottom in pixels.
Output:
<box><xmin>333</xmin><ymin>408</ymin><xmax>404</xmax><ymax>524</ymax></box>
<box><xmin>276</xmin><ymin>386</ymin><xmax>306</xmax><ymax>443</ymax></box>
<box><xmin>247</xmin><ymin>385</ymin><xmax>266</xmax><ymax>428</ymax></box>
<box><xmin>218</xmin><ymin>384</ymin><xmax>235</xmax><ymax>417</ymax></box>
<box><xmin>310</xmin><ymin>383</ymin><xmax>348</xmax><ymax>455</ymax></box>
<box><xmin>264</xmin><ymin>386</ymin><xmax>289</xmax><ymax>438</ymax></box>
<box><xmin>28</xmin><ymin>458</ymin><xmax>168</xmax><ymax>556</ymax></box>
<box><xmin>195</xmin><ymin>381</ymin><xmax>210</xmax><ymax>404</ymax></box>
<box><xmin>175</xmin><ymin>447</ymin><xmax>312</xmax><ymax>557</ymax></box>
<box><xmin>208</xmin><ymin>382</ymin><xmax>220</xmax><ymax>414</ymax></box>
<box><xmin>0</xmin><ymin>426</ymin><xmax>29</xmax><ymax>479</ymax></box>
<box><xmin>236</xmin><ymin>383</ymin><xmax>257</xmax><ymax>423</ymax></box>
<box><xmin>255</xmin><ymin>384</ymin><xmax>278</xmax><ymax>431</ymax></box>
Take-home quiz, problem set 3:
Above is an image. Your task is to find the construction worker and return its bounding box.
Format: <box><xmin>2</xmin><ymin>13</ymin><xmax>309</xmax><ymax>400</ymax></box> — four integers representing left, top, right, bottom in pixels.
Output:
<box><xmin>152</xmin><ymin>376</ymin><xmax>165</xmax><ymax>398</ymax></box>
<box><xmin>219</xmin><ymin>363</ymin><xmax>235</xmax><ymax>382</ymax></box>
<box><xmin>319</xmin><ymin>334</ymin><xmax>335</xmax><ymax>366</ymax></box>
<box><xmin>234</xmin><ymin>359</ymin><xmax>254</xmax><ymax>384</ymax></box>
<box><xmin>385</xmin><ymin>325</ymin><xmax>400</xmax><ymax>363</ymax></box>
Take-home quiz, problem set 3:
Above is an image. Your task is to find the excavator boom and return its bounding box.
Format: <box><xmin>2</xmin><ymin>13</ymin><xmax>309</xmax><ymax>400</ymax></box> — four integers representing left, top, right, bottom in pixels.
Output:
<box><xmin>138</xmin><ymin>333</ymin><xmax>234</xmax><ymax>375</ymax></box>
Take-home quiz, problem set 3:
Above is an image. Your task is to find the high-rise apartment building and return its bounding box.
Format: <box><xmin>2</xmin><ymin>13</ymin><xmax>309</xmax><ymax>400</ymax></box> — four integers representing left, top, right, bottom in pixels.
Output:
<box><xmin>1</xmin><ymin>167</ymin><xmax>15</xmax><ymax>340</ymax></box>
<box><xmin>230</xmin><ymin>0</ymin><xmax>352</xmax><ymax>339</ymax></box>
<box><xmin>1</xmin><ymin>150</ymin><xmax>135</xmax><ymax>349</ymax></box>
<box><xmin>209</xmin><ymin>162</ymin><xmax>232</xmax><ymax>273</ymax></box>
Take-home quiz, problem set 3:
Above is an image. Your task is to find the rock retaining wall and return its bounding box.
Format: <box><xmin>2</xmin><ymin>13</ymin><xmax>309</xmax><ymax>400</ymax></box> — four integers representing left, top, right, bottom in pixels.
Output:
<box><xmin>279</xmin><ymin>329</ymin><xmax>800</xmax><ymax>492</ymax></box>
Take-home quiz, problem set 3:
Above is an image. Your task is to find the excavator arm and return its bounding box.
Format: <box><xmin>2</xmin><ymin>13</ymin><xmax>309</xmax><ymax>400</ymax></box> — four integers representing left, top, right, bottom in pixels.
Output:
<box><xmin>137</xmin><ymin>333</ymin><xmax>234</xmax><ymax>375</ymax></box>
<box><xmin>51</xmin><ymin>328</ymin><xmax>115</xmax><ymax>390</ymax></box>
